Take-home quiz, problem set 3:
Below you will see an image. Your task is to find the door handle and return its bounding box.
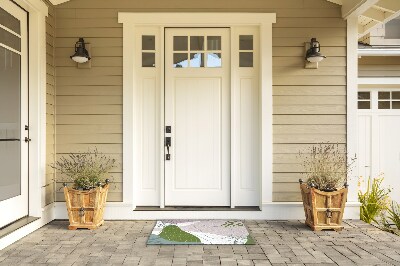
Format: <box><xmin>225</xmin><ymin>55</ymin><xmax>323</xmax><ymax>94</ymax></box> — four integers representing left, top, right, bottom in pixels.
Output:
<box><xmin>24</xmin><ymin>137</ymin><xmax>31</xmax><ymax>143</ymax></box>
<box><xmin>165</xmin><ymin>137</ymin><xmax>171</xmax><ymax>160</ymax></box>
<box><xmin>0</xmin><ymin>138</ymin><xmax>20</xmax><ymax>142</ymax></box>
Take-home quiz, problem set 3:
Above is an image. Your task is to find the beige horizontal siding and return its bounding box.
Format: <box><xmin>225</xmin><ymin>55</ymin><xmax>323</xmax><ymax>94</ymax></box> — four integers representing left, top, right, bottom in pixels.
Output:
<box><xmin>359</xmin><ymin>56</ymin><xmax>400</xmax><ymax>77</ymax></box>
<box><xmin>45</xmin><ymin>1</ymin><xmax>56</xmax><ymax>207</ymax></box>
<box><xmin>55</xmin><ymin>0</ymin><xmax>346</xmax><ymax>202</ymax></box>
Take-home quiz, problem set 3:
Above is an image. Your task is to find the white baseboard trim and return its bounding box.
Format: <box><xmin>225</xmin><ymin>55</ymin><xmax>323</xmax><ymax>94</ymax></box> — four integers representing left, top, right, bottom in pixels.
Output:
<box><xmin>54</xmin><ymin>201</ymin><xmax>361</xmax><ymax>220</ymax></box>
<box><xmin>0</xmin><ymin>203</ymin><xmax>55</xmax><ymax>250</ymax></box>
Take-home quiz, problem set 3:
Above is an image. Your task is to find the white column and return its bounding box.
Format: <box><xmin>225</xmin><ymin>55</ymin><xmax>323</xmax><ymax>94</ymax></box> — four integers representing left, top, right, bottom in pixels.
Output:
<box><xmin>346</xmin><ymin>16</ymin><xmax>359</xmax><ymax>203</ymax></box>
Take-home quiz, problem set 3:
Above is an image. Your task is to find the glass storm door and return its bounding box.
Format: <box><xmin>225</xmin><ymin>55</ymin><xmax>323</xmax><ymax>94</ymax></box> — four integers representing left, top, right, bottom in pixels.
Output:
<box><xmin>164</xmin><ymin>28</ymin><xmax>231</xmax><ymax>206</ymax></box>
<box><xmin>0</xmin><ymin>0</ymin><xmax>28</xmax><ymax>228</ymax></box>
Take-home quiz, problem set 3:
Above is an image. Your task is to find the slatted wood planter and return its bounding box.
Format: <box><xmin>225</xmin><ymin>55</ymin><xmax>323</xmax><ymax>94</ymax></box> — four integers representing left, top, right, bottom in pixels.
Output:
<box><xmin>299</xmin><ymin>182</ymin><xmax>347</xmax><ymax>231</ymax></box>
<box><xmin>63</xmin><ymin>184</ymin><xmax>109</xmax><ymax>230</ymax></box>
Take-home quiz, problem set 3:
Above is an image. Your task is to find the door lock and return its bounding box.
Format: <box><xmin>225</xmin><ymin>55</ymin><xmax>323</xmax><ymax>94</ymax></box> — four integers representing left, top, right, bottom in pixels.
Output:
<box><xmin>165</xmin><ymin>137</ymin><xmax>171</xmax><ymax>160</ymax></box>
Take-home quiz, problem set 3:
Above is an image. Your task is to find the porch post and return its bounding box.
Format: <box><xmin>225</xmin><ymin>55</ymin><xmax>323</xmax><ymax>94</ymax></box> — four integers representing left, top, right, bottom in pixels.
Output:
<box><xmin>346</xmin><ymin>16</ymin><xmax>359</xmax><ymax>203</ymax></box>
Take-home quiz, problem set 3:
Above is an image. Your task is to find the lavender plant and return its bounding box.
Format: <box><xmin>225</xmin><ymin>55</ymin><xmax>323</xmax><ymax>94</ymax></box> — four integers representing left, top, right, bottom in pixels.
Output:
<box><xmin>299</xmin><ymin>143</ymin><xmax>355</xmax><ymax>191</ymax></box>
<box><xmin>52</xmin><ymin>148</ymin><xmax>116</xmax><ymax>190</ymax></box>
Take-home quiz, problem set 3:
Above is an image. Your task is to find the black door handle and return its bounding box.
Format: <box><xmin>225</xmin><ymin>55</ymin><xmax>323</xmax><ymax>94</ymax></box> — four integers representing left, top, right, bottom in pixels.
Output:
<box><xmin>165</xmin><ymin>137</ymin><xmax>171</xmax><ymax>160</ymax></box>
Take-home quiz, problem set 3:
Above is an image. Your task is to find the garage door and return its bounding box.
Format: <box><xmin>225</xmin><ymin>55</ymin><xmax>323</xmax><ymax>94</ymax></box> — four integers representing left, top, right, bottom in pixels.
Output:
<box><xmin>358</xmin><ymin>89</ymin><xmax>400</xmax><ymax>202</ymax></box>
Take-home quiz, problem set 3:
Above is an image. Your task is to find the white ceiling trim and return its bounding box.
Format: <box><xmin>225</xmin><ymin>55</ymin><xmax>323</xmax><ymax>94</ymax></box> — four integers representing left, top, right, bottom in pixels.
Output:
<box><xmin>47</xmin><ymin>0</ymin><xmax>70</xmax><ymax>5</ymax></box>
<box><xmin>358</xmin><ymin>48</ymin><xmax>400</xmax><ymax>56</ymax></box>
<box><xmin>342</xmin><ymin>0</ymin><xmax>380</xmax><ymax>19</ymax></box>
<box><xmin>326</xmin><ymin>0</ymin><xmax>400</xmax><ymax>40</ymax></box>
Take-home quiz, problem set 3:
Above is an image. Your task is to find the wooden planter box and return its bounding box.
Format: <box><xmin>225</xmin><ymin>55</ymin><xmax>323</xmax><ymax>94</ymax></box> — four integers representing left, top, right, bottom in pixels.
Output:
<box><xmin>299</xmin><ymin>182</ymin><xmax>347</xmax><ymax>231</ymax></box>
<box><xmin>63</xmin><ymin>184</ymin><xmax>109</xmax><ymax>230</ymax></box>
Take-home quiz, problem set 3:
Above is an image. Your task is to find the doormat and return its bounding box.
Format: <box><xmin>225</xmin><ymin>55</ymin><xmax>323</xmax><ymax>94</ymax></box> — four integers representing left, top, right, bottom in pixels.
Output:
<box><xmin>147</xmin><ymin>220</ymin><xmax>255</xmax><ymax>245</ymax></box>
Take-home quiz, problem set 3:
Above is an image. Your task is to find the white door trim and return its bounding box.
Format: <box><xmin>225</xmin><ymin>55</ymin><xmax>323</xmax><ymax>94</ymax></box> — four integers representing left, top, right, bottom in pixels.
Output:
<box><xmin>119</xmin><ymin>13</ymin><xmax>276</xmax><ymax>209</ymax></box>
<box><xmin>12</xmin><ymin>0</ymin><xmax>48</xmax><ymax>217</ymax></box>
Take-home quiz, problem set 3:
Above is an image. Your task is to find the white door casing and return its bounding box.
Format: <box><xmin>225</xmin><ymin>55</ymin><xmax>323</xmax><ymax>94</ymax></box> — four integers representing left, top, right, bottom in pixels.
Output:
<box><xmin>164</xmin><ymin>28</ymin><xmax>230</xmax><ymax>206</ymax></box>
<box><xmin>119</xmin><ymin>13</ymin><xmax>275</xmax><ymax>209</ymax></box>
<box><xmin>357</xmin><ymin>88</ymin><xmax>400</xmax><ymax>203</ymax></box>
<box><xmin>0</xmin><ymin>0</ymin><xmax>28</xmax><ymax>228</ymax></box>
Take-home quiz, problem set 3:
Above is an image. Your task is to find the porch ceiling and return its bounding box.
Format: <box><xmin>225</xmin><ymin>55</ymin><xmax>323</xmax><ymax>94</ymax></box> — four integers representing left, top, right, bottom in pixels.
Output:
<box><xmin>327</xmin><ymin>0</ymin><xmax>400</xmax><ymax>39</ymax></box>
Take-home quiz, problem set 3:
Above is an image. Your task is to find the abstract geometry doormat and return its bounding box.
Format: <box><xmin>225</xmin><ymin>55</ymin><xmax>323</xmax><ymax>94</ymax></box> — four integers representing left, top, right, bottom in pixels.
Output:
<box><xmin>147</xmin><ymin>220</ymin><xmax>255</xmax><ymax>245</ymax></box>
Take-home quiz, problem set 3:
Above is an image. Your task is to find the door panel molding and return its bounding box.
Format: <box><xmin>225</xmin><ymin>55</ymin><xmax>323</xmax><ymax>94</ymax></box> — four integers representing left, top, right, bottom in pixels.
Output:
<box><xmin>164</xmin><ymin>28</ymin><xmax>230</xmax><ymax>206</ymax></box>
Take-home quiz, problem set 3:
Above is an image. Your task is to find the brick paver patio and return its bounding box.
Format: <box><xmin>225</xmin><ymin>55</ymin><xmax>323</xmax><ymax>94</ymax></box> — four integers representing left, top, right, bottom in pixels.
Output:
<box><xmin>0</xmin><ymin>220</ymin><xmax>399</xmax><ymax>265</ymax></box>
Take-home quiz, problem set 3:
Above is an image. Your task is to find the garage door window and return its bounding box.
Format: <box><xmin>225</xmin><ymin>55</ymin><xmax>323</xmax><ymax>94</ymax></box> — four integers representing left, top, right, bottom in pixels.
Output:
<box><xmin>378</xmin><ymin>91</ymin><xmax>400</xmax><ymax>109</ymax></box>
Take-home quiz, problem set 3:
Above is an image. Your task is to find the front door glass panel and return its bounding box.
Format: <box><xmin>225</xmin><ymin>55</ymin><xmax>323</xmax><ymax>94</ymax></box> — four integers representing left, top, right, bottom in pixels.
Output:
<box><xmin>0</xmin><ymin>7</ymin><xmax>21</xmax><ymax>202</ymax></box>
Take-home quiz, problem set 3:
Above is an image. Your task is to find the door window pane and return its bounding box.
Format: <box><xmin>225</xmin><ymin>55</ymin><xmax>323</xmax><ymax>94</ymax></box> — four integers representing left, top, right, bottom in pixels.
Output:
<box><xmin>358</xmin><ymin>92</ymin><xmax>370</xmax><ymax>100</ymax></box>
<box><xmin>239</xmin><ymin>35</ymin><xmax>253</xmax><ymax>50</ymax></box>
<box><xmin>378</xmin><ymin>101</ymin><xmax>390</xmax><ymax>109</ymax></box>
<box><xmin>173</xmin><ymin>53</ymin><xmax>188</xmax><ymax>68</ymax></box>
<box><xmin>378</xmin><ymin>91</ymin><xmax>390</xmax><ymax>99</ymax></box>
<box><xmin>239</xmin><ymin>52</ymin><xmax>253</xmax><ymax>67</ymax></box>
<box><xmin>392</xmin><ymin>91</ymin><xmax>400</xmax><ymax>99</ymax></box>
<box><xmin>207</xmin><ymin>53</ymin><xmax>221</xmax><ymax>68</ymax></box>
<box><xmin>207</xmin><ymin>36</ymin><xmax>221</xmax><ymax>50</ymax></box>
<box><xmin>190</xmin><ymin>36</ymin><xmax>204</xmax><ymax>51</ymax></box>
<box><xmin>142</xmin><ymin>52</ymin><xmax>155</xmax><ymax>67</ymax></box>
<box><xmin>174</xmin><ymin>36</ymin><xmax>188</xmax><ymax>51</ymax></box>
<box><xmin>392</xmin><ymin>101</ymin><xmax>400</xmax><ymax>109</ymax></box>
<box><xmin>190</xmin><ymin>53</ymin><xmax>204</xmax><ymax>67</ymax></box>
<box><xmin>0</xmin><ymin>7</ymin><xmax>20</xmax><ymax>34</ymax></box>
<box><xmin>0</xmin><ymin>47</ymin><xmax>21</xmax><ymax>201</ymax></box>
<box><xmin>0</xmin><ymin>27</ymin><xmax>21</xmax><ymax>51</ymax></box>
<box><xmin>358</xmin><ymin>101</ymin><xmax>370</xmax><ymax>109</ymax></box>
<box><xmin>142</xmin><ymin>35</ymin><xmax>155</xmax><ymax>50</ymax></box>
<box><xmin>173</xmin><ymin>35</ymin><xmax>222</xmax><ymax>68</ymax></box>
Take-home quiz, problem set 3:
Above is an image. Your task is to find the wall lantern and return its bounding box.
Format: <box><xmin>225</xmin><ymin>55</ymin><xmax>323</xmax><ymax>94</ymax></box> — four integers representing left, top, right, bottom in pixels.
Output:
<box><xmin>305</xmin><ymin>38</ymin><xmax>326</xmax><ymax>69</ymax></box>
<box><xmin>70</xmin><ymin>37</ymin><xmax>91</xmax><ymax>64</ymax></box>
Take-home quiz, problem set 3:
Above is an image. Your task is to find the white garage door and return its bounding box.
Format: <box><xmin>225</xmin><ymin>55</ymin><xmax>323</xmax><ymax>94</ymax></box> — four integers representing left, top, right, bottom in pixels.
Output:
<box><xmin>358</xmin><ymin>89</ymin><xmax>400</xmax><ymax>202</ymax></box>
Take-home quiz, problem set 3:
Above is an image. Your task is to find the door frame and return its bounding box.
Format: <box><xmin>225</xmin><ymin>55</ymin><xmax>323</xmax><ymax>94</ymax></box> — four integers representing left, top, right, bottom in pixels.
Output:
<box><xmin>119</xmin><ymin>13</ymin><xmax>276</xmax><ymax>209</ymax></box>
<box><xmin>11</xmin><ymin>0</ymin><xmax>49</xmax><ymax>218</ymax></box>
<box><xmin>0</xmin><ymin>0</ymin><xmax>29</xmax><ymax>227</ymax></box>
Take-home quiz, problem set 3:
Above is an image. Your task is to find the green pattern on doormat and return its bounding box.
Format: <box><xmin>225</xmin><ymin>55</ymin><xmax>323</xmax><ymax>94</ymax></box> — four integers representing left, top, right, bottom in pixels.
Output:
<box><xmin>147</xmin><ymin>220</ymin><xmax>255</xmax><ymax>245</ymax></box>
<box><xmin>159</xmin><ymin>225</ymin><xmax>201</xmax><ymax>243</ymax></box>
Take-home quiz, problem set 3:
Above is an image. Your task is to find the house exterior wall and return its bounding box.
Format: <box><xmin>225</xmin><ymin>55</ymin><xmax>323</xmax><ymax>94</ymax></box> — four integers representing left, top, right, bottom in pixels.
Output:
<box><xmin>45</xmin><ymin>1</ymin><xmax>56</xmax><ymax>207</ymax></box>
<box><xmin>359</xmin><ymin>56</ymin><xmax>400</xmax><ymax>77</ymax></box>
<box><xmin>54</xmin><ymin>0</ymin><xmax>346</xmax><ymax>203</ymax></box>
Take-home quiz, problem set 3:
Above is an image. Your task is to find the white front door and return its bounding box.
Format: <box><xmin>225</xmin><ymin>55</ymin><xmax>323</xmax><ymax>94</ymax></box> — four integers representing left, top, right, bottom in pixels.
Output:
<box><xmin>0</xmin><ymin>0</ymin><xmax>29</xmax><ymax>227</ymax></box>
<box><xmin>164</xmin><ymin>28</ymin><xmax>230</xmax><ymax>206</ymax></box>
<box><xmin>357</xmin><ymin>89</ymin><xmax>400</xmax><ymax>203</ymax></box>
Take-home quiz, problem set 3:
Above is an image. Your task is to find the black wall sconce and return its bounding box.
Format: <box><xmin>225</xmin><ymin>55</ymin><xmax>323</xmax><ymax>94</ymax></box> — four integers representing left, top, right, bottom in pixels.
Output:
<box><xmin>70</xmin><ymin>37</ymin><xmax>91</xmax><ymax>66</ymax></box>
<box><xmin>305</xmin><ymin>38</ymin><xmax>326</xmax><ymax>69</ymax></box>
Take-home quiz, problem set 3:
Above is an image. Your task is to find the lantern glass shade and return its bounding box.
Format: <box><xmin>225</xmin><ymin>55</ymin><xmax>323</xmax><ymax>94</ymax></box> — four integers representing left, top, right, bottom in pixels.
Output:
<box><xmin>305</xmin><ymin>38</ymin><xmax>326</xmax><ymax>63</ymax></box>
<box><xmin>70</xmin><ymin>38</ymin><xmax>91</xmax><ymax>63</ymax></box>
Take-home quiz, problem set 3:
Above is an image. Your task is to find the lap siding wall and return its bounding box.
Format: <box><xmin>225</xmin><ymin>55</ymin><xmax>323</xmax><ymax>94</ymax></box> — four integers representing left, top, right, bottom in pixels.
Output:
<box><xmin>54</xmin><ymin>0</ymin><xmax>347</xmax><ymax>203</ymax></box>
